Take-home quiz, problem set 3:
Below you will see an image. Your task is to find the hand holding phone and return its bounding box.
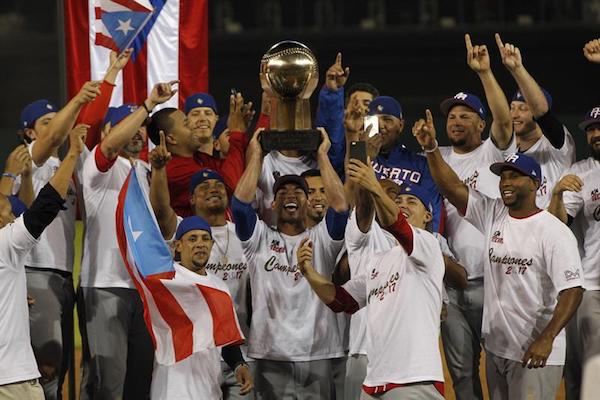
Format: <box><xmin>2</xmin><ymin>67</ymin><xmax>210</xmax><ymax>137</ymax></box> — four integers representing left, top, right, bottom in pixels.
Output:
<box><xmin>363</xmin><ymin>115</ymin><xmax>379</xmax><ymax>137</ymax></box>
<box><xmin>349</xmin><ymin>141</ymin><xmax>368</xmax><ymax>164</ymax></box>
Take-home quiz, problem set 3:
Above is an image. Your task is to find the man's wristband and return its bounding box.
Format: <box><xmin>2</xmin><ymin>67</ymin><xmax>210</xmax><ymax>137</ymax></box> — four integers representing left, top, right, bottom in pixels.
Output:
<box><xmin>423</xmin><ymin>139</ymin><xmax>439</xmax><ymax>154</ymax></box>
<box><xmin>142</xmin><ymin>101</ymin><xmax>153</xmax><ymax>115</ymax></box>
<box><xmin>1</xmin><ymin>172</ymin><xmax>17</xmax><ymax>180</ymax></box>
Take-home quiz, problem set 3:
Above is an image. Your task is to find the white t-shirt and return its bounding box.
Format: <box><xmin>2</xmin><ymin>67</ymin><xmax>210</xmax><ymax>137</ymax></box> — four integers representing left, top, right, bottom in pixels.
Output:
<box><xmin>521</xmin><ymin>130</ymin><xmax>575</xmax><ymax>208</ymax></box>
<box><xmin>562</xmin><ymin>157</ymin><xmax>600</xmax><ymax>290</ymax></box>
<box><xmin>439</xmin><ymin>137</ymin><xmax>516</xmax><ymax>279</ymax></box>
<box><xmin>465</xmin><ymin>189</ymin><xmax>583</xmax><ymax>364</ymax></box>
<box><xmin>256</xmin><ymin>151</ymin><xmax>318</xmax><ymax>227</ymax></box>
<box><xmin>151</xmin><ymin>344</ymin><xmax>222</xmax><ymax>400</ymax></box>
<box><xmin>0</xmin><ymin>217</ymin><xmax>41</xmax><ymax>385</ymax></box>
<box><xmin>80</xmin><ymin>146</ymin><xmax>149</xmax><ymax>288</ymax></box>
<box><xmin>344</xmin><ymin>209</ymin><xmax>397</xmax><ymax>356</ymax></box>
<box><xmin>342</xmin><ymin>226</ymin><xmax>445</xmax><ymax>386</ymax></box>
<box><xmin>241</xmin><ymin>217</ymin><xmax>345</xmax><ymax>361</ymax></box>
<box><xmin>174</xmin><ymin>218</ymin><xmax>251</xmax><ymax>358</ymax></box>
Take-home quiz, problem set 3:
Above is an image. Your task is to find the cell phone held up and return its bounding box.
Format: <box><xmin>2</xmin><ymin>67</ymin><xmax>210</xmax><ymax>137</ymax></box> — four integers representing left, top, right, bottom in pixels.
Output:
<box><xmin>363</xmin><ymin>115</ymin><xmax>379</xmax><ymax>137</ymax></box>
<box><xmin>349</xmin><ymin>140</ymin><xmax>368</xmax><ymax>165</ymax></box>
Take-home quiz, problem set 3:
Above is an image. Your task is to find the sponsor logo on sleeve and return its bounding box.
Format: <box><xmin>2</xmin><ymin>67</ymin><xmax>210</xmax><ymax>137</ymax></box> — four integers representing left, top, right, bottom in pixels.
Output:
<box><xmin>564</xmin><ymin>269</ymin><xmax>581</xmax><ymax>282</ymax></box>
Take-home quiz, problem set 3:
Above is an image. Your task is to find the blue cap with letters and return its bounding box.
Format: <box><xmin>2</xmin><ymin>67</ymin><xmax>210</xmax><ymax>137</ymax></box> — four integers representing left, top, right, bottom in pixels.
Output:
<box><xmin>511</xmin><ymin>88</ymin><xmax>553</xmax><ymax>109</ymax></box>
<box><xmin>578</xmin><ymin>106</ymin><xmax>600</xmax><ymax>131</ymax></box>
<box><xmin>184</xmin><ymin>93</ymin><xmax>218</xmax><ymax>115</ymax></box>
<box><xmin>103</xmin><ymin>104</ymin><xmax>138</xmax><ymax>127</ymax></box>
<box><xmin>175</xmin><ymin>216</ymin><xmax>212</xmax><ymax>240</ymax></box>
<box><xmin>20</xmin><ymin>99</ymin><xmax>58</xmax><ymax>129</ymax></box>
<box><xmin>368</xmin><ymin>96</ymin><xmax>403</xmax><ymax>119</ymax></box>
<box><xmin>440</xmin><ymin>92</ymin><xmax>486</xmax><ymax>120</ymax></box>
<box><xmin>490</xmin><ymin>152</ymin><xmax>542</xmax><ymax>182</ymax></box>
<box><xmin>189</xmin><ymin>169</ymin><xmax>225</xmax><ymax>194</ymax></box>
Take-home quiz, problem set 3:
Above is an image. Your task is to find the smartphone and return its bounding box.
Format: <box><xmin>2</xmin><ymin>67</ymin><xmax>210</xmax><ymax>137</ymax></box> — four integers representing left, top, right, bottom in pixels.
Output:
<box><xmin>363</xmin><ymin>115</ymin><xmax>379</xmax><ymax>137</ymax></box>
<box><xmin>349</xmin><ymin>141</ymin><xmax>368</xmax><ymax>164</ymax></box>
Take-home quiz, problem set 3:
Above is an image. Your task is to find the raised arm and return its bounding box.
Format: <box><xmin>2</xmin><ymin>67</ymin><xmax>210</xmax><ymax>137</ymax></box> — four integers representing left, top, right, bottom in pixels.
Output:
<box><xmin>413</xmin><ymin>110</ymin><xmax>469</xmax><ymax>213</ymax></box>
<box><xmin>233</xmin><ymin>128</ymin><xmax>264</xmax><ymax>203</ymax></box>
<box><xmin>32</xmin><ymin>81</ymin><xmax>100</xmax><ymax>165</ymax></box>
<box><xmin>49</xmin><ymin>127</ymin><xmax>87</xmax><ymax>197</ymax></box>
<box><xmin>0</xmin><ymin>145</ymin><xmax>31</xmax><ymax>199</ymax></box>
<box><xmin>583</xmin><ymin>38</ymin><xmax>600</xmax><ymax>64</ymax></box>
<box><xmin>522</xmin><ymin>287</ymin><xmax>583</xmax><ymax>368</ymax></box>
<box><xmin>548</xmin><ymin>174</ymin><xmax>583</xmax><ymax>224</ymax></box>
<box><xmin>465</xmin><ymin>34</ymin><xmax>512</xmax><ymax>149</ymax></box>
<box><xmin>316</xmin><ymin>127</ymin><xmax>347</xmax><ymax>212</ymax></box>
<box><xmin>149</xmin><ymin>132</ymin><xmax>177</xmax><ymax>239</ymax></box>
<box><xmin>495</xmin><ymin>33</ymin><xmax>548</xmax><ymax>117</ymax></box>
<box><xmin>100</xmin><ymin>81</ymin><xmax>177</xmax><ymax>160</ymax></box>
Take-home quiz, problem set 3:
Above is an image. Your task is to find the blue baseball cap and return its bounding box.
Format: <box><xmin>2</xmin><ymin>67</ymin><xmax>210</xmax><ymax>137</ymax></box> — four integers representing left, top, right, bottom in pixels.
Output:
<box><xmin>189</xmin><ymin>169</ymin><xmax>225</xmax><ymax>194</ymax></box>
<box><xmin>7</xmin><ymin>195</ymin><xmax>27</xmax><ymax>217</ymax></box>
<box><xmin>398</xmin><ymin>184</ymin><xmax>433</xmax><ymax>212</ymax></box>
<box><xmin>212</xmin><ymin>114</ymin><xmax>228</xmax><ymax>139</ymax></box>
<box><xmin>184</xmin><ymin>93</ymin><xmax>218</xmax><ymax>115</ymax></box>
<box><xmin>20</xmin><ymin>99</ymin><xmax>58</xmax><ymax>129</ymax></box>
<box><xmin>368</xmin><ymin>96</ymin><xmax>403</xmax><ymax>119</ymax></box>
<box><xmin>440</xmin><ymin>92</ymin><xmax>486</xmax><ymax>120</ymax></box>
<box><xmin>490</xmin><ymin>152</ymin><xmax>542</xmax><ymax>182</ymax></box>
<box><xmin>103</xmin><ymin>104</ymin><xmax>138</xmax><ymax>127</ymax></box>
<box><xmin>578</xmin><ymin>107</ymin><xmax>600</xmax><ymax>131</ymax></box>
<box><xmin>511</xmin><ymin>88</ymin><xmax>553</xmax><ymax>109</ymax></box>
<box><xmin>175</xmin><ymin>216</ymin><xmax>213</xmax><ymax>240</ymax></box>
<box><xmin>273</xmin><ymin>174</ymin><xmax>309</xmax><ymax>196</ymax></box>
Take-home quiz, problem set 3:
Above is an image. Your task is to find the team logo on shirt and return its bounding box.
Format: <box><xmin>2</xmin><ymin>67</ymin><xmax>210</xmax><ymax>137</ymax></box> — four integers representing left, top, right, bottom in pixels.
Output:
<box><xmin>264</xmin><ymin>255</ymin><xmax>301</xmax><ymax>281</ymax></box>
<box><xmin>591</xmin><ymin>188</ymin><xmax>600</xmax><ymax>202</ymax></box>
<box><xmin>564</xmin><ymin>269</ymin><xmax>581</xmax><ymax>282</ymax></box>
<box><xmin>270</xmin><ymin>240</ymin><xmax>285</xmax><ymax>253</ymax></box>
<box><xmin>491</xmin><ymin>230</ymin><xmax>504</xmax><ymax>244</ymax></box>
<box><xmin>488</xmin><ymin>248</ymin><xmax>532</xmax><ymax>275</ymax></box>
<box><xmin>463</xmin><ymin>170</ymin><xmax>480</xmax><ymax>189</ymax></box>
<box><xmin>206</xmin><ymin>261</ymin><xmax>248</xmax><ymax>280</ymax></box>
<box><xmin>370</xmin><ymin>268</ymin><xmax>379</xmax><ymax>279</ymax></box>
<box><xmin>371</xmin><ymin>163</ymin><xmax>422</xmax><ymax>185</ymax></box>
<box><xmin>368</xmin><ymin>271</ymin><xmax>400</xmax><ymax>303</ymax></box>
<box><xmin>594</xmin><ymin>205</ymin><xmax>600</xmax><ymax>222</ymax></box>
<box><xmin>537</xmin><ymin>176</ymin><xmax>548</xmax><ymax>197</ymax></box>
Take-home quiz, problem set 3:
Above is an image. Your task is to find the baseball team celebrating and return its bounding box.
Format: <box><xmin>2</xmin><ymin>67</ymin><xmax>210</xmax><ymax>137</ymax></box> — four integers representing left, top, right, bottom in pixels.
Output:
<box><xmin>1</xmin><ymin>33</ymin><xmax>600</xmax><ymax>400</ymax></box>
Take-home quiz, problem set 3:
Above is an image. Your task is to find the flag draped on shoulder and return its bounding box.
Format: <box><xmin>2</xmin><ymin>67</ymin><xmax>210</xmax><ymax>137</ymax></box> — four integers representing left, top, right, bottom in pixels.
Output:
<box><xmin>116</xmin><ymin>165</ymin><xmax>244</xmax><ymax>365</ymax></box>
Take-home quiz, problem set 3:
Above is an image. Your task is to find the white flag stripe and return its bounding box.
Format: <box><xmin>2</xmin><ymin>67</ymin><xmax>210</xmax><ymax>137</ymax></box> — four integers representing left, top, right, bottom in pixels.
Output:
<box><xmin>146</xmin><ymin>0</ymin><xmax>180</xmax><ymax>111</ymax></box>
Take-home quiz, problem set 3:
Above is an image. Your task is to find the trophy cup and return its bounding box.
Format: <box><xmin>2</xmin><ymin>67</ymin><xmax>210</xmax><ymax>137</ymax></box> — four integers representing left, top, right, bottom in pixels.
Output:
<box><xmin>259</xmin><ymin>40</ymin><xmax>322</xmax><ymax>152</ymax></box>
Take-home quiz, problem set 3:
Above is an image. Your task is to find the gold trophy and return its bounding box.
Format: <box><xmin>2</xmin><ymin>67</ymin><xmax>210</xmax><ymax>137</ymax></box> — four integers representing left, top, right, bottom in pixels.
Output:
<box><xmin>259</xmin><ymin>40</ymin><xmax>321</xmax><ymax>151</ymax></box>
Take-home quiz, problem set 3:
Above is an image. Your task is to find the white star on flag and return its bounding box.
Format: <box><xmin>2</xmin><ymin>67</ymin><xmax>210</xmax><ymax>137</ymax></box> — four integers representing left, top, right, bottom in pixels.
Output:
<box><xmin>116</xmin><ymin>19</ymin><xmax>135</xmax><ymax>35</ymax></box>
<box><xmin>128</xmin><ymin>216</ymin><xmax>143</xmax><ymax>241</ymax></box>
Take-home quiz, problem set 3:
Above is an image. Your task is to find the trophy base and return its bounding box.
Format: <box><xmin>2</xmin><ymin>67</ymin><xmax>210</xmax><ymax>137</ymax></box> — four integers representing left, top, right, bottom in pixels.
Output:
<box><xmin>260</xmin><ymin>129</ymin><xmax>322</xmax><ymax>152</ymax></box>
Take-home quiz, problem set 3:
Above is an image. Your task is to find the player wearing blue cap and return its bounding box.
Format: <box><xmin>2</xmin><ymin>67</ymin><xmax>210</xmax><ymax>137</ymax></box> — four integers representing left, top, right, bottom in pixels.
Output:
<box><xmin>77</xmin><ymin>80</ymin><xmax>177</xmax><ymax>400</ymax></box>
<box><xmin>232</xmin><ymin>128</ymin><xmax>349</xmax><ymax>399</ymax></box>
<box><xmin>435</xmin><ymin>33</ymin><xmax>516</xmax><ymax>400</ymax></box>
<box><xmin>415</xmin><ymin>109</ymin><xmax>583</xmax><ymax>400</ymax></box>
<box><xmin>495</xmin><ymin>33</ymin><xmax>575</xmax><ymax>208</ymax></box>
<box><xmin>548</xmin><ymin>106</ymin><xmax>600</xmax><ymax>399</ymax></box>
<box><xmin>148</xmin><ymin>133</ymin><xmax>255</xmax><ymax>399</ymax></box>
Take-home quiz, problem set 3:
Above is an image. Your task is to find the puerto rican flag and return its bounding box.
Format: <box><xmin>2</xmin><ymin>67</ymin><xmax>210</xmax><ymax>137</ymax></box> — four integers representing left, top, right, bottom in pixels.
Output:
<box><xmin>116</xmin><ymin>165</ymin><xmax>244</xmax><ymax>365</ymax></box>
<box><xmin>64</xmin><ymin>0</ymin><xmax>208</xmax><ymax>110</ymax></box>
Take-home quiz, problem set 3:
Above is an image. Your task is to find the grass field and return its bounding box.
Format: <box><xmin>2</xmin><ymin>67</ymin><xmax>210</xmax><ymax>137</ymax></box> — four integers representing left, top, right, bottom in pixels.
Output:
<box><xmin>64</xmin><ymin>222</ymin><xmax>566</xmax><ymax>399</ymax></box>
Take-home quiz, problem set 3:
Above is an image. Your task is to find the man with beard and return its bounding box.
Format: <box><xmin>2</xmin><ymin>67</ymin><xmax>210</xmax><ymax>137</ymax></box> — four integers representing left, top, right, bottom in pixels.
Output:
<box><xmin>548</xmin><ymin>107</ymin><xmax>600</xmax><ymax>399</ymax></box>
<box><xmin>300</xmin><ymin>169</ymin><xmax>328</xmax><ymax>228</ymax></box>
<box><xmin>147</xmin><ymin>92</ymin><xmax>250</xmax><ymax>217</ymax></box>
<box><xmin>232</xmin><ymin>128</ymin><xmax>349</xmax><ymax>399</ymax></box>
<box><xmin>414</xmin><ymin>109</ymin><xmax>583</xmax><ymax>400</ymax></box>
<box><xmin>78</xmin><ymin>81</ymin><xmax>177</xmax><ymax>400</ymax></box>
<box><xmin>149</xmin><ymin>131</ymin><xmax>254</xmax><ymax>399</ymax></box>
<box><xmin>495</xmin><ymin>33</ymin><xmax>575</xmax><ymax>208</ymax></box>
<box><xmin>436</xmin><ymin>34</ymin><xmax>515</xmax><ymax>400</ymax></box>
<box><xmin>149</xmin><ymin>216</ymin><xmax>253</xmax><ymax>400</ymax></box>
<box><xmin>0</xmin><ymin>128</ymin><xmax>85</xmax><ymax>400</ymax></box>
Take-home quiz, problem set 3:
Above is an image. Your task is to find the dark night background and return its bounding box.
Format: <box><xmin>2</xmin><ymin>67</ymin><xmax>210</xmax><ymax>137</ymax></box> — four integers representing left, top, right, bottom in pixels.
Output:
<box><xmin>1</xmin><ymin>0</ymin><xmax>599</xmax><ymax>169</ymax></box>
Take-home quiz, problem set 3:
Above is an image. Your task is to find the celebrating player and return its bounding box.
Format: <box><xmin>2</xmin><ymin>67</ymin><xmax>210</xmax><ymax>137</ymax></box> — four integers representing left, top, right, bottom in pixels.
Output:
<box><xmin>415</xmin><ymin>108</ymin><xmax>583</xmax><ymax>400</ymax></box>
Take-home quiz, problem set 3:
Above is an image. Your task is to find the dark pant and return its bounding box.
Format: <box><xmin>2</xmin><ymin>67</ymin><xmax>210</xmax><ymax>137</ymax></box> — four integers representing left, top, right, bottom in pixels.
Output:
<box><xmin>78</xmin><ymin>287</ymin><xmax>154</xmax><ymax>400</ymax></box>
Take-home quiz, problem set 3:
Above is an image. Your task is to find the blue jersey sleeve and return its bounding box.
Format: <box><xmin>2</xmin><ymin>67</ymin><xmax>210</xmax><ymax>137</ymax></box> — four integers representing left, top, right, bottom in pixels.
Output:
<box><xmin>325</xmin><ymin>207</ymin><xmax>350</xmax><ymax>240</ymax></box>
<box><xmin>231</xmin><ymin>196</ymin><xmax>258</xmax><ymax>241</ymax></box>
<box><xmin>315</xmin><ymin>86</ymin><xmax>346</xmax><ymax>176</ymax></box>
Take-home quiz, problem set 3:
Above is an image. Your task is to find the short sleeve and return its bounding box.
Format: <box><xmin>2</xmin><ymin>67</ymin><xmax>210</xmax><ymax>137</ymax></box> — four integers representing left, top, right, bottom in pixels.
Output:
<box><xmin>82</xmin><ymin>145</ymin><xmax>117</xmax><ymax>190</ymax></box>
<box><xmin>464</xmin><ymin>188</ymin><xmax>500</xmax><ymax>233</ymax></box>
<box><xmin>342</xmin><ymin>273</ymin><xmax>367</xmax><ymax>309</ymax></box>
<box><xmin>563</xmin><ymin>188</ymin><xmax>584</xmax><ymax>219</ymax></box>
<box><xmin>545</xmin><ymin>224</ymin><xmax>584</xmax><ymax>293</ymax></box>
<box><xmin>344</xmin><ymin>209</ymin><xmax>371</xmax><ymax>254</ymax></box>
<box><xmin>408</xmin><ymin>228</ymin><xmax>444</xmax><ymax>272</ymax></box>
<box><xmin>0</xmin><ymin>217</ymin><xmax>38</xmax><ymax>269</ymax></box>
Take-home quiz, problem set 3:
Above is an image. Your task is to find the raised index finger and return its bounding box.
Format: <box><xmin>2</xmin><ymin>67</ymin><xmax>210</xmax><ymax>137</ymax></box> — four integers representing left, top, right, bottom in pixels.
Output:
<box><xmin>159</xmin><ymin>131</ymin><xmax>166</xmax><ymax>147</ymax></box>
<box><xmin>465</xmin><ymin>33</ymin><xmax>473</xmax><ymax>51</ymax></box>
<box><xmin>335</xmin><ymin>52</ymin><xmax>342</xmax><ymax>67</ymax></box>
<box><xmin>495</xmin><ymin>33</ymin><xmax>504</xmax><ymax>50</ymax></box>
<box><xmin>425</xmin><ymin>109</ymin><xmax>434</xmax><ymax>124</ymax></box>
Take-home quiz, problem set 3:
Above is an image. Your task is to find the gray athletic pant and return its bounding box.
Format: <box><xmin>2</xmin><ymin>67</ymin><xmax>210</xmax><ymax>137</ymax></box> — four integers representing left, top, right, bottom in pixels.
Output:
<box><xmin>440</xmin><ymin>279</ymin><xmax>484</xmax><ymax>400</ymax></box>
<box><xmin>565</xmin><ymin>289</ymin><xmax>600</xmax><ymax>400</ymax></box>
<box><xmin>486</xmin><ymin>351</ymin><xmax>562</xmax><ymax>400</ymax></box>
<box><xmin>331</xmin><ymin>356</ymin><xmax>346</xmax><ymax>399</ymax></box>
<box><xmin>345</xmin><ymin>354</ymin><xmax>368</xmax><ymax>400</ymax></box>
<box><xmin>254</xmin><ymin>358</ymin><xmax>336</xmax><ymax>399</ymax></box>
<box><xmin>221</xmin><ymin>360</ymin><xmax>256</xmax><ymax>399</ymax></box>
<box><xmin>359</xmin><ymin>384</ymin><xmax>444</xmax><ymax>399</ymax></box>
<box><xmin>26</xmin><ymin>268</ymin><xmax>75</xmax><ymax>400</ymax></box>
<box><xmin>78</xmin><ymin>287</ymin><xmax>154</xmax><ymax>400</ymax></box>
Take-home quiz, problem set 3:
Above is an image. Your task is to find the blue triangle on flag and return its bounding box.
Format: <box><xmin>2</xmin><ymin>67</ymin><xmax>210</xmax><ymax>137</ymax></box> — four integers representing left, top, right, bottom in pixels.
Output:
<box><xmin>102</xmin><ymin>11</ymin><xmax>152</xmax><ymax>52</ymax></box>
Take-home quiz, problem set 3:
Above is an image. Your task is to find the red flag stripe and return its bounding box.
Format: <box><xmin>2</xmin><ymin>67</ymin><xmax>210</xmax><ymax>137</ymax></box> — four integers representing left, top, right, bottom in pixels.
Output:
<box><xmin>64</xmin><ymin>0</ymin><xmax>91</xmax><ymax>100</ymax></box>
<box><xmin>177</xmin><ymin>0</ymin><xmax>209</xmax><ymax>109</ymax></box>
<box><xmin>111</xmin><ymin>0</ymin><xmax>152</xmax><ymax>12</ymax></box>
<box><xmin>197</xmin><ymin>285</ymin><xmax>244</xmax><ymax>347</ymax></box>
<box><xmin>122</xmin><ymin>44</ymin><xmax>148</xmax><ymax>105</ymax></box>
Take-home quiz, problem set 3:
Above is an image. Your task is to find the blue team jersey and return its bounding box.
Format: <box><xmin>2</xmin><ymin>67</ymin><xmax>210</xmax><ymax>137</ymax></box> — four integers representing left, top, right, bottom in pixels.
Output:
<box><xmin>372</xmin><ymin>145</ymin><xmax>445</xmax><ymax>233</ymax></box>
